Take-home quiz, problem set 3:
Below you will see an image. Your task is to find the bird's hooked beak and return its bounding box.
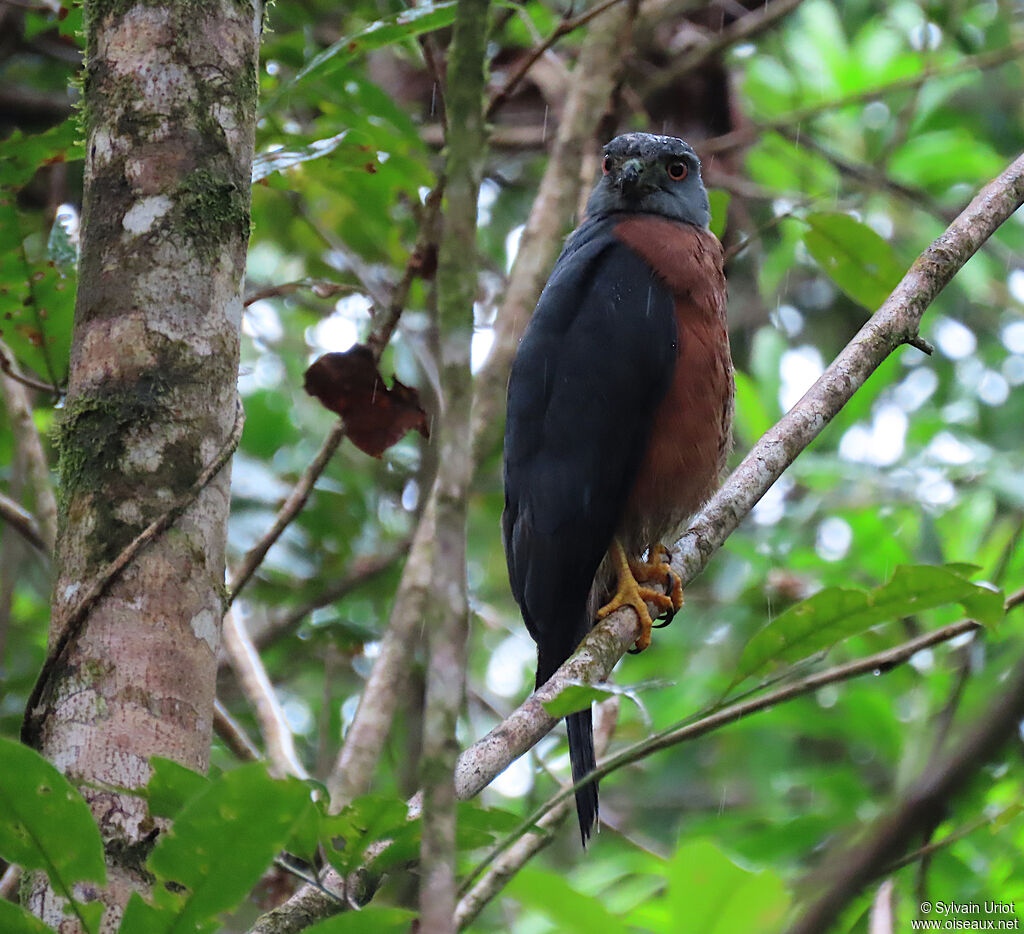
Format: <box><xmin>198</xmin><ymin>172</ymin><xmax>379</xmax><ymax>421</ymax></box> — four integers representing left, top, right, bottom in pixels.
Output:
<box><xmin>616</xmin><ymin>158</ymin><xmax>645</xmax><ymax>192</ymax></box>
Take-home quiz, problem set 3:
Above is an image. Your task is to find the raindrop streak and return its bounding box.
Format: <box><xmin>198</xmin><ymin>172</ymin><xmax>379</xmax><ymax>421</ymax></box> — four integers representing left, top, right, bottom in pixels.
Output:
<box><xmin>430</xmin><ymin>83</ymin><xmax>437</xmax><ymax>116</ymax></box>
<box><xmin>542</xmin><ymin>105</ymin><xmax>548</xmax><ymax>143</ymax></box>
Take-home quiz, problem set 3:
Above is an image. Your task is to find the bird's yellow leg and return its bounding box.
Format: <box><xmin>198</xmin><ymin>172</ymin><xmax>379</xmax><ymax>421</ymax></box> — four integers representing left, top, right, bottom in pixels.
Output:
<box><xmin>596</xmin><ymin>539</ymin><xmax>678</xmax><ymax>652</ymax></box>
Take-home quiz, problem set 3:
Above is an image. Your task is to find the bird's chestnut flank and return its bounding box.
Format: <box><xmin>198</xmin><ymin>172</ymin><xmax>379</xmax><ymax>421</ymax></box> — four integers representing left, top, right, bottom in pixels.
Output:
<box><xmin>502</xmin><ymin>132</ymin><xmax>734</xmax><ymax>844</ymax></box>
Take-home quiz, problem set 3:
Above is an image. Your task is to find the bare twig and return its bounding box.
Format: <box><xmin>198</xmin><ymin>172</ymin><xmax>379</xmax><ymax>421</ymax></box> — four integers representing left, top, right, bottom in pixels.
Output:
<box><xmin>454</xmin><ymin>699</ymin><xmax>619</xmax><ymax>930</ymax></box>
<box><xmin>669</xmin><ymin>152</ymin><xmax>1024</xmax><ymax>589</ymax></box>
<box><xmin>223</xmin><ymin>606</ymin><xmax>308</xmax><ymax>779</ymax></box>
<box><xmin>251</xmin><ymin>538</ymin><xmax>411</xmax><ymax>653</ymax></box>
<box><xmin>0</xmin><ymin>342</ymin><xmax>60</xmax><ymax>395</ymax></box>
<box><xmin>227</xmin><ymin>422</ymin><xmax>347</xmax><ymax>603</ymax></box>
<box><xmin>213</xmin><ymin>698</ymin><xmax>262</xmax><ymax>762</ymax></box>
<box><xmin>0</xmin><ymin>491</ymin><xmax>48</xmax><ymax>555</ymax></box>
<box><xmin>324</xmin><ymin>503</ymin><xmax>436</xmax><ymax>808</ymax></box>
<box><xmin>243</xmin><ymin>279</ymin><xmax>358</xmax><ymax>306</ymax></box>
<box><xmin>1</xmin><ymin>354</ymin><xmax>57</xmax><ymax>552</ymax></box>
<box><xmin>485</xmin><ymin>0</ymin><xmax>628</xmax><ymax>119</ymax></box>
<box><xmin>22</xmin><ymin>398</ymin><xmax>246</xmax><ymax>744</ymax></box>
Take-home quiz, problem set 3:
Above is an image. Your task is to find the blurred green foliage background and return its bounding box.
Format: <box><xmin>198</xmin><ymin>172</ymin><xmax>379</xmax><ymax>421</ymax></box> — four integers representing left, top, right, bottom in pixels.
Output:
<box><xmin>1</xmin><ymin>1</ymin><xmax>1023</xmax><ymax>931</ymax></box>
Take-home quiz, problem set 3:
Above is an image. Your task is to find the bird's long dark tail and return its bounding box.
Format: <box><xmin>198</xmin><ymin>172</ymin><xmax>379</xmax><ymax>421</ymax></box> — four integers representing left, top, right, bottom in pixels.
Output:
<box><xmin>566</xmin><ymin>707</ymin><xmax>598</xmax><ymax>844</ymax></box>
<box><xmin>537</xmin><ymin>639</ymin><xmax>599</xmax><ymax>845</ymax></box>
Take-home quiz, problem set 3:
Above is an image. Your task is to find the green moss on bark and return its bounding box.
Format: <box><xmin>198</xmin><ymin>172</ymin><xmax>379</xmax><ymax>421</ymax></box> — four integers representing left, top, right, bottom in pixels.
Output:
<box><xmin>176</xmin><ymin>168</ymin><xmax>250</xmax><ymax>261</ymax></box>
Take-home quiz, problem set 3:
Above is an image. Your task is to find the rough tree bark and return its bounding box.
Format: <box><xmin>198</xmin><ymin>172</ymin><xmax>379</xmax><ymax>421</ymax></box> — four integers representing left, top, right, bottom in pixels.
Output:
<box><xmin>22</xmin><ymin>1</ymin><xmax>261</xmax><ymax>928</ymax></box>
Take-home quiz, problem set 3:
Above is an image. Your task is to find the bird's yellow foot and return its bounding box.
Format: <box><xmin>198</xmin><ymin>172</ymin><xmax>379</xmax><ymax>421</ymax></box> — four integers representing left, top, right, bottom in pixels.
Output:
<box><xmin>596</xmin><ymin>541</ymin><xmax>683</xmax><ymax>653</ymax></box>
<box><xmin>631</xmin><ymin>544</ymin><xmax>684</xmax><ymax>627</ymax></box>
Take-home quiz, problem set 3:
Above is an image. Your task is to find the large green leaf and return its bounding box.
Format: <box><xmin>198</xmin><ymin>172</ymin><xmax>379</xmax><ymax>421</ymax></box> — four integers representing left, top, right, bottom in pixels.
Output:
<box><xmin>506</xmin><ymin>867</ymin><xmax>633</xmax><ymax>934</ymax></box>
<box><xmin>0</xmin><ymin>738</ymin><xmax>106</xmax><ymax>890</ymax></box>
<box><xmin>0</xmin><ymin>898</ymin><xmax>58</xmax><ymax>934</ymax></box>
<box><xmin>643</xmin><ymin>839</ymin><xmax>790</xmax><ymax>934</ymax></box>
<box><xmin>142</xmin><ymin>758</ymin><xmax>211</xmax><ymax>819</ymax></box>
<box><xmin>139</xmin><ymin>763</ymin><xmax>315</xmax><ymax>932</ymax></box>
<box><xmin>732</xmin><ymin>565</ymin><xmax>1003</xmax><ymax>687</ymax></box>
<box><xmin>802</xmin><ymin>212</ymin><xmax>905</xmax><ymax>311</ymax></box>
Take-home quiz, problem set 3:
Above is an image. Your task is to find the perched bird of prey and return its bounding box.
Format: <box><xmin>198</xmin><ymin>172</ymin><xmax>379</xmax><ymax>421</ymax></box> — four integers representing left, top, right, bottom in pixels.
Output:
<box><xmin>502</xmin><ymin>133</ymin><xmax>734</xmax><ymax>843</ymax></box>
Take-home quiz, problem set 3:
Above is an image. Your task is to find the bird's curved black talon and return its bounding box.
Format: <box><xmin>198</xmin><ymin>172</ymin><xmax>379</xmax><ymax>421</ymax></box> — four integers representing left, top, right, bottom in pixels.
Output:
<box><xmin>627</xmin><ymin>644</ymin><xmax>644</xmax><ymax>655</ymax></box>
<box><xmin>652</xmin><ymin>612</ymin><xmax>674</xmax><ymax>629</ymax></box>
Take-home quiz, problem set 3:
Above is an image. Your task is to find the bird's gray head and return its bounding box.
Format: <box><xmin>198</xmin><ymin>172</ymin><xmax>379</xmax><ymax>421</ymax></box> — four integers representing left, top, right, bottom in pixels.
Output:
<box><xmin>586</xmin><ymin>133</ymin><xmax>710</xmax><ymax>229</ymax></box>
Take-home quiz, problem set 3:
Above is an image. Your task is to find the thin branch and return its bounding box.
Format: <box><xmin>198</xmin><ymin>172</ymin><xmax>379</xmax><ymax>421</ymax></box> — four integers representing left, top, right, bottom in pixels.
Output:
<box><xmin>231</xmin><ymin>189</ymin><xmax>442</xmax><ymax>607</ymax></box>
<box><xmin>786</xmin><ymin>649</ymin><xmax>1024</xmax><ymax>934</ymax></box>
<box><xmin>251</xmin><ymin>538</ymin><xmax>411</xmax><ymax>653</ymax></box>
<box><xmin>227</xmin><ymin>421</ymin><xmax>347</xmax><ymax>603</ymax></box>
<box><xmin>0</xmin><ymin>491</ymin><xmax>49</xmax><ymax>555</ymax></box>
<box><xmin>418</xmin><ymin>2</ymin><xmax>489</xmax><ymax>929</ymax></box>
<box><xmin>669</xmin><ymin>152</ymin><xmax>1024</xmax><ymax>589</ymax></box>
<box><xmin>645</xmin><ymin>0</ymin><xmax>808</xmax><ymax>98</ymax></box>
<box><xmin>877</xmin><ymin>804</ymin><xmax>1014</xmax><ymax>877</ymax></box>
<box><xmin>213</xmin><ymin>698</ymin><xmax>262</xmax><ymax>762</ymax></box>
<box><xmin>324</xmin><ymin>502</ymin><xmax>436</xmax><ymax>809</ymax></box>
<box><xmin>485</xmin><ymin>0</ymin><xmax>628</xmax><ymax>119</ymax></box>
<box><xmin>454</xmin><ymin>699</ymin><xmax>619</xmax><ymax>930</ymax></box>
<box><xmin>223</xmin><ymin>606</ymin><xmax>309</xmax><ymax>779</ymax></box>
<box><xmin>0</xmin><ymin>342</ymin><xmax>60</xmax><ymax>395</ymax></box>
<box><xmin>460</xmin><ymin>619</ymin><xmax>981</xmax><ymax>891</ymax></box>
<box><xmin>22</xmin><ymin>397</ymin><xmax>246</xmax><ymax>744</ymax></box>
<box><xmin>1</xmin><ymin>349</ymin><xmax>58</xmax><ymax>552</ymax></box>
<box><xmin>244</xmin><ymin>279</ymin><xmax>358</xmax><ymax>306</ymax></box>
<box><xmin>366</xmin><ymin>184</ymin><xmax>444</xmax><ymax>358</ymax></box>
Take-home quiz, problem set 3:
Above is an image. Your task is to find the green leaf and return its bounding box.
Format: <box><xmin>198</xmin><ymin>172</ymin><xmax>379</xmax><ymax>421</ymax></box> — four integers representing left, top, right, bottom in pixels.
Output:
<box><xmin>655</xmin><ymin>839</ymin><xmax>789</xmax><ymax>934</ymax></box>
<box><xmin>144</xmin><ymin>763</ymin><xmax>315</xmax><ymax>930</ymax></box>
<box><xmin>707</xmin><ymin>189</ymin><xmax>731</xmax><ymax>240</ymax></box>
<box><xmin>732</xmin><ymin>565</ymin><xmax>1003</xmax><ymax>687</ymax></box>
<box><xmin>279</xmin><ymin>4</ymin><xmax>459</xmax><ymax>99</ymax></box>
<box><xmin>0</xmin><ymin>738</ymin><xmax>106</xmax><ymax>895</ymax></box>
<box><xmin>0</xmin><ymin>120</ymin><xmax>82</xmax><ymax>192</ymax></box>
<box><xmin>733</xmin><ymin>369</ymin><xmax>774</xmax><ymax>446</ymax></box>
<box><xmin>321</xmin><ymin>793</ymin><xmax>412</xmax><ymax>874</ymax></box>
<box><xmin>303</xmin><ymin>908</ymin><xmax>417</xmax><ymax>934</ymax></box>
<box><xmin>802</xmin><ymin>212</ymin><xmax>905</xmax><ymax>311</ymax></box>
<box><xmin>143</xmin><ymin>758</ymin><xmax>210</xmax><ymax>818</ymax></box>
<box><xmin>252</xmin><ymin>131</ymin><xmax>350</xmax><ymax>183</ymax></box>
<box><xmin>0</xmin><ymin>199</ymin><xmax>75</xmax><ymax>386</ymax></box>
<box><xmin>507</xmin><ymin>867</ymin><xmax>633</xmax><ymax>934</ymax></box>
<box><xmin>0</xmin><ymin>898</ymin><xmax>58</xmax><ymax>934</ymax></box>
<box><xmin>542</xmin><ymin>679</ymin><xmax>670</xmax><ymax>721</ymax></box>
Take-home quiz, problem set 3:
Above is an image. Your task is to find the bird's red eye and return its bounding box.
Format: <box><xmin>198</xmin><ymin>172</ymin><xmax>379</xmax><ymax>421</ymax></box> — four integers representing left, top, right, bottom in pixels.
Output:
<box><xmin>667</xmin><ymin>161</ymin><xmax>688</xmax><ymax>181</ymax></box>
<box><xmin>602</xmin><ymin>155</ymin><xmax>611</xmax><ymax>175</ymax></box>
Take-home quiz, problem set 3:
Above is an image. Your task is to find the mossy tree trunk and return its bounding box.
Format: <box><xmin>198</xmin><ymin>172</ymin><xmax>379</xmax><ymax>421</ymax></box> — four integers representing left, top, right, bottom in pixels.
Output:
<box><xmin>24</xmin><ymin>0</ymin><xmax>261</xmax><ymax>928</ymax></box>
